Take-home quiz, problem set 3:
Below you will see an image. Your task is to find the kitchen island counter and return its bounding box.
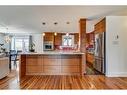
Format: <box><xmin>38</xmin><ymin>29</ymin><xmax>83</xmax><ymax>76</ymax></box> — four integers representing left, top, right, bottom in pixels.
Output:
<box><xmin>19</xmin><ymin>51</ymin><xmax>85</xmax><ymax>79</ymax></box>
<box><xmin>20</xmin><ymin>51</ymin><xmax>84</xmax><ymax>55</ymax></box>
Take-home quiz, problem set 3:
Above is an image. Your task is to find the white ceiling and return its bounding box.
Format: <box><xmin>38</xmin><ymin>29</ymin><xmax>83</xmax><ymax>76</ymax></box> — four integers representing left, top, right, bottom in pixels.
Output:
<box><xmin>0</xmin><ymin>6</ymin><xmax>127</xmax><ymax>34</ymax></box>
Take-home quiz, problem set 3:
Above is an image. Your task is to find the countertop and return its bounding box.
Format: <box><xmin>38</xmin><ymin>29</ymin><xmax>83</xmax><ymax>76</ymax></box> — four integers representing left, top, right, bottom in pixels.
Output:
<box><xmin>19</xmin><ymin>51</ymin><xmax>85</xmax><ymax>55</ymax></box>
<box><xmin>86</xmin><ymin>52</ymin><xmax>94</xmax><ymax>55</ymax></box>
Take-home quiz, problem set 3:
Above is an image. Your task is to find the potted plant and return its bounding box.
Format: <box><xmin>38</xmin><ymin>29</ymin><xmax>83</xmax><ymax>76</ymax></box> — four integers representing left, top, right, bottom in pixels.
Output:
<box><xmin>29</xmin><ymin>43</ymin><xmax>35</xmax><ymax>52</ymax></box>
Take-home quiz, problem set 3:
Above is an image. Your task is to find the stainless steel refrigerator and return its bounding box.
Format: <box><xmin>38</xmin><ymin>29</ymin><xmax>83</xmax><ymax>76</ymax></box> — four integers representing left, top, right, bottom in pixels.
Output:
<box><xmin>94</xmin><ymin>32</ymin><xmax>105</xmax><ymax>74</ymax></box>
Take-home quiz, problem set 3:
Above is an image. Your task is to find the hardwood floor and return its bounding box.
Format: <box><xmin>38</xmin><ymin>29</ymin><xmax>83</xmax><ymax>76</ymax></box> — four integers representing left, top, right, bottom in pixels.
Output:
<box><xmin>1</xmin><ymin>70</ymin><xmax>127</xmax><ymax>89</ymax></box>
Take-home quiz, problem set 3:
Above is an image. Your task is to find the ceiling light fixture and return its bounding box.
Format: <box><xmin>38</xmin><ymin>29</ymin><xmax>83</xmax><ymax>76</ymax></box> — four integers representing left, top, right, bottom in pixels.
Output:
<box><xmin>66</xmin><ymin>22</ymin><xmax>70</xmax><ymax>24</ymax></box>
<box><xmin>54</xmin><ymin>32</ymin><xmax>57</xmax><ymax>36</ymax></box>
<box><xmin>4</xmin><ymin>28</ymin><xmax>11</xmax><ymax>43</ymax></box>
<box><xmin>42</xmin><ymin>22</ymin><xmax>46</xmax><ymax>25</ymax></box>
<box><xmin>42</xmin><ymin>33</ymin><xmax>45</xmax><ymax>36</ymax></box>
<box><xmin>4</xmin><ymin>35</ymin><xmax>11</xmax><ymax>43</ymax></box>
<box><xmin>54</xmin><ymin>22</ymin><xmax>58</xmax><ymax>25</ymax></box>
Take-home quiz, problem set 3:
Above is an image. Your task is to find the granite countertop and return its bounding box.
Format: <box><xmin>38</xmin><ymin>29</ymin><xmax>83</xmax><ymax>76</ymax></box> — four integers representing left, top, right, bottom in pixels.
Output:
<box><xmin>19</xmin><ymin>51</ymin><xmax>85</xmax><ymax>55</ymax></box>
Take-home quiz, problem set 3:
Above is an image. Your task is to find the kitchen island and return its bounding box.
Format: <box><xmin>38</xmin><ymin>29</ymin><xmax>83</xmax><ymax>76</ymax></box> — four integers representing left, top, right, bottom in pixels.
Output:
<box><xmin>19</xmin><ymin>51</ymin><xmax>85</xmax><ymax>79</ymax></box>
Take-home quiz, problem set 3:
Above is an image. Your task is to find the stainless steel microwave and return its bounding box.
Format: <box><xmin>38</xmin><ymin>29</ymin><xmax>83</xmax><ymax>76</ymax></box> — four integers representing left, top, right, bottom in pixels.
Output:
<box><xmin>43</xmin><ymin>41</ymin><xmax>54</xmax><ymax>51</ymax></box>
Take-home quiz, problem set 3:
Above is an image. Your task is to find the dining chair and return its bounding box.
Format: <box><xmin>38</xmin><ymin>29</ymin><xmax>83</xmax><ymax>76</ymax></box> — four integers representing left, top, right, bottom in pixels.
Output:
<box><xmin>10</xmin><ymin>50</ymin><xmax>19</xmax><ymax>69</ymax></box>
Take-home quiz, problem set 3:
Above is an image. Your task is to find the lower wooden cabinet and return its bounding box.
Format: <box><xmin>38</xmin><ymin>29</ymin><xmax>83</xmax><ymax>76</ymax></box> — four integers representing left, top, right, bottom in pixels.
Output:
<box><xmin>24</xmin><ymin>55</ymin><xmax>82</xmax><ymax>75</ymax></box>
<box><xmin>26</xmin><ymin>66</ymin><xmax>43</xmax><ymax>74</ymax></box>
<box><xmin>44</xmin><ymin>66</ymin><xmax>61</xmax><ymax>75</ymax></box>
<box><xmin>61</xmin><ymin>66</ymin><xmax>80</xmax><ymax>73</ymax></box>
<box><xmin>26</xmin><ymin>55</ymin><xmax>43</xmax><ymax>75</ymax></box>
<box><xmin>43</xmin><ymin>55</ymin><xmax>61</xmax><ymax>66</ymax></box>
<box><xmin>86</xmin><ymin>53</ymin><xmax>94</xmax><ymax>64</ymax></box>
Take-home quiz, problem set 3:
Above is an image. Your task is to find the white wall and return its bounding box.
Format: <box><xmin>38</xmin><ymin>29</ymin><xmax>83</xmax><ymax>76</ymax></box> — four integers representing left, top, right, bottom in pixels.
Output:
<box><xmin>0</xmin><ymin>33</ymin><xmax>4</xmax><ymax>44</ymax></box>
<box><xmin>86</xmin><ymin>18</ymin><xmax>103</xmax><ymax>33</ymax></box>
<box><xmin>86</xmin><ymin>21</ymin><xmax>94</xmax><ymax>33</ymax></box>
<box><xmin>106</xmin><ymin>16</ymin><xmax>127</xmax><ymax>77</ymax></box>
<box><xmin>32</xmin><ymin>34</ymin><xmax>43</xmax><ymax>52</ymax></box>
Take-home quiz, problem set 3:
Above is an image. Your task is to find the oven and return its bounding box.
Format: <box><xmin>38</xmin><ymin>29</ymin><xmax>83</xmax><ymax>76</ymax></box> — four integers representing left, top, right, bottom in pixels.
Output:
<box><xmin>43</xmin><ymin>41</ymin><xmax>54</xmax><ymax>51</ymax></box>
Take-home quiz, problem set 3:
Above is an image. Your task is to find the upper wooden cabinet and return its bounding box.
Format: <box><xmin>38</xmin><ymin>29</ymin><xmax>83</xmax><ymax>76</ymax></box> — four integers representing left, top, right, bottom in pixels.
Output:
<box><xmin>74</xmin><ymin>33</ymin><xmax>79</xmax><ymax>45</ymax></box>
<box><xmin>43</xmin><ymin>33</ymin><xmax>54</xmax><ymax>42</ymax></box>
<box><xmin>94</xmin><ymin>18</ymin><xmax>106</xmax><ymax>34</ymax></box>
<box><xmin>86</xmin><ymin>32</ymin><xmax>94</xmax><ymax>45</ymax></box>
<box><xmin>54</xmin><ymin>33</ymin><xmax>62</xmax><ymax>46</ymax></box>
<box><xmin>43</xmin><ymin>32</ymin><xmax>79</xmax><ymax>46</ymax></box>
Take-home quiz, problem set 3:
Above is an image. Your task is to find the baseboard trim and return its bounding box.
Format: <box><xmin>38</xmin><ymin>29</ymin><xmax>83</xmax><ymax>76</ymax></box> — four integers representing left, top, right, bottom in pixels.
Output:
<box><xmin>106</xmin><ymin>72</ymin><xmax>127</xmax><ymax>77</ymax></box>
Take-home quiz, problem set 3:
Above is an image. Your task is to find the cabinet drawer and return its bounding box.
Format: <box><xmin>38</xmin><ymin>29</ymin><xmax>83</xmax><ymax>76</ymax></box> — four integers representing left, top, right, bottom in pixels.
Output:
<box><xmin>26</xmin><ymin>55</ymin><xmax>42</xmax><ymax>66</ymax></box>
<box><xmin>44</xmin><ymin>66</ymin><xmax>61</xmax><ymax>73</ymax></box>
<box><xmin>43</xmin><ymin>55</ymin><xmax>61</xmax><ymax>66</ymax></box>
<box><xmin>61</xmin><ymin>66</ymin><xmax>80</xmax><ymax>73</ymax></box>
<box><xmin>26</xmin><ymin>66</ymin><xmax>43</xmax><ymax>73</ymax></box>
<box><xmin>61</xmin><ymin>55</ymin><xmax>80</xmax><ymax>66</ymax></box>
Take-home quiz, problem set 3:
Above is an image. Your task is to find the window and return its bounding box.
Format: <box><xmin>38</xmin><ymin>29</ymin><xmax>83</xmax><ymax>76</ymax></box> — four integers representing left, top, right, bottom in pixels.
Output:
<box><xmin>62</xmin><ymin>35</ymin><xmax>74</xmax><ymax>46</ymax></box>
<box><xmin>11</xmin><ymin>36</ymin><xmax>29</xmax><ymax>52</ymax></box>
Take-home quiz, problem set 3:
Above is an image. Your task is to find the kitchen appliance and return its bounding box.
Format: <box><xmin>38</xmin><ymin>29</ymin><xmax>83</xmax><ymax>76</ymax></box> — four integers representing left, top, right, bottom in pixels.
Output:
<box><xmin>43</xmin><ymin>41</ymin><xmax>54</xmax><ymax>51</ymax></box>
<box><xmin>94</xmin><ymin>32</ymin><xmax>105</xmax><ymax>74</ymax></box>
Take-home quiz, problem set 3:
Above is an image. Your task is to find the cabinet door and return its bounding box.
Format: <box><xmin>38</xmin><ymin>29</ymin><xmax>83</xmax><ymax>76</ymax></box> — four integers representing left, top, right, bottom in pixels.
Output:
<box><xmin>26</xmin><ymin>55</ymin><xmax>42</xmax><ymax>66</ymax></box>
<box><xmin>61</xmin><ymin>55</ymin><xmax>80</xmax><ymax>66</ymax></box>
<box><xmin>61</xmin><ymin>55</ymin><xmax>80</xmax><ymax>75</ymax></box>
<box><xmin>54</xmin><ymin>33</ymin><xmax>62</xmax><ymax>46</ymax></box>
<box><xmin>43</xmin><ymin>33</ymin><xmax>54</xmax><ymax>42</ymax></box>
<box><xmin>26</xmin><ymin>66</ymin><xmax>42</xmax><ymax>73</ymax></box>
<box><xmin>43</xmin><ymin>55</ymin><xmax>61</xmax><ymax>75</ymax></box>
<box><xmin>44</xmin><ymin>66</ymin><xmax>61</xmax><ymax>75</ymax></box>
<box><xmin>43</xmin><ymin>55</ymin><xmax>61</xmax><ymax>66</ymax></box>
<box><xmin>26</xmin><ymin>55</ymin><xmax>37</xmax><ymax>66</ymax></box>
<box><xmin>26</xmin><ymin>55</ymin><xmax>43</xmax><ymax>74</ymax></box>
<box><xmin>61</xmin><ymin>65</ymin><xmax>80</xmax><ymax>74</ymax></box>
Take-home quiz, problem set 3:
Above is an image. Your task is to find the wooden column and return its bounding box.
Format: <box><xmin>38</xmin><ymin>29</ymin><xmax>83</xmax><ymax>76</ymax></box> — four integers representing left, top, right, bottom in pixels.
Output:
<box><xmin>79</xmin><ymin>19</ymin><xmax>86</xmax><ymax>52</ymax></box>
<box><xmin>79</xmin><ymin>18</ymin><xmax>86</xmax><ymax>75</ymax></box>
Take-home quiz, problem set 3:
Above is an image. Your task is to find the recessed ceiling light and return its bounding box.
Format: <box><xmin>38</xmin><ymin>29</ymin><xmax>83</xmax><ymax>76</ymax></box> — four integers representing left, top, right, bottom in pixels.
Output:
<box><xmin>42</xmin><ymin>22</ymin><xmax>46</xmax><ymax>25</ymax></box>
<box><xmin>66</xmin><ymin>22</ymin><xmax>70</xmax><ymax>24</ymax></box>
<box><xmin>54</xmin><ymin>22</ymin><xmax>58</xmax><ymax>25</ymax></box>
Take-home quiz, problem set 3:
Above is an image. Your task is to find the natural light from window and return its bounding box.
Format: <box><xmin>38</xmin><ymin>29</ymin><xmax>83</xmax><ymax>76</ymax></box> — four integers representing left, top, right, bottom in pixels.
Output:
<box><xmin>62</xmin><ymin>35</ymin><xmax>74</xmax><ymax>46</ymax></box>
<box><xmin>11</xmin><ymin>36</ymin><xmax>29</xmax><ymax>52</ymax></box>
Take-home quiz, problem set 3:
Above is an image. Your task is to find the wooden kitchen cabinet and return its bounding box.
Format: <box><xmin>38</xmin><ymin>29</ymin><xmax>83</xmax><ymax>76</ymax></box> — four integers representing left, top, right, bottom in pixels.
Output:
<box><xmin>86</xmin><ymin>32</ymin><xmax>94</xmax><ymax>45</ymax></box>
<box><xmin>54</xmin><ymin>33</ymin><xmax>79</xmax><ymax>46</ymax></box>
<box><xmin>43</xmin><ymin>55</ymin><xmax>61</xmax><ymax>66</ymax></box>
<box><xmin>43</xmin><ymin>32</ymin><xmax>54</xmax><ymax>42</ymax></box>
<box><xmin>95</xmin><ymin>18</ymin><xmax>106</xmax><ymax>34</ymax></box>
<box><xmin>74</xmin><ymin>33</ymin><xmax>79</xmax><ymax>45</ymax></box>
<box><xmin>26</xmin><ymin>55</ymin><xmax>42</xmax><ymax>66</ymax></box>
<box><xmin>26</xmin><ymin>55</ymin><xmax>43</xmax><ymax>75</ymax></box>
<box><xmin>54</xmin><ymin>33</ymin><xmax>62</xmax><ymax>46</ymax></box>
<box><xmin>61</xmin><ymin>55</ymin><xmax>80</xmax><ymax>74</ymax></box>
<box><xmin>61</xmin><ymin>55</ymin><xmax>80</xmax><ymax>66</ymax></box>
<box><xmin>43</xmin><ymin>55</ymin><xmax>60</xmax><ymax>75</ymax></box>
<box><xmin>26</xmin><ymin>66</ymin><xmax>42</xmax><ymax>73</ymax></box>
<box><xmin>86</xmin><ymin>53</ymin><xmax>94</xmax><ymax>65</ymax></box>
<box><xmin>43</xmin><ymin>32</ymin><xmax>79</xmax><ymax>50</ymax></box>
<box><xmin>61</xmin><ymin>65</ymin><xmax>80</xmax><ymax>73</ymax></box>
<box><xmin>20</xmin><ymin>54</ymin><xmax>83</xmax><ymax>77</ymax></box>
<box><xmin>44</xmin><ymin>66</ymin><xmax>61</xmax><ymax>74</ymax></box>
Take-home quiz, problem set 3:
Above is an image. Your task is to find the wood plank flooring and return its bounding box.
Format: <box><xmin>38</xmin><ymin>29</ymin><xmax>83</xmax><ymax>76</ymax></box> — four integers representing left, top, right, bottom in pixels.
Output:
<box><xmin>1</xmin><ymin>70</ymin><xmax>127</xmax><ymax>89</ymax></box>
